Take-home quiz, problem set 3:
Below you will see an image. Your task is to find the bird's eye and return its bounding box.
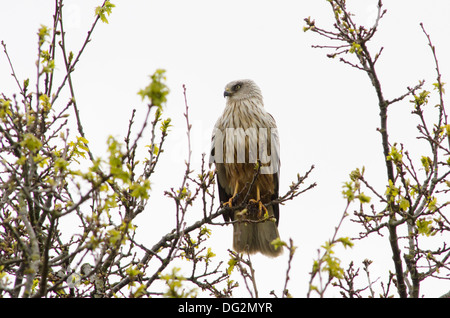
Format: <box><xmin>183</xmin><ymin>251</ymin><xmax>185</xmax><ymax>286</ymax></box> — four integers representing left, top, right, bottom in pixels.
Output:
<box><xmin>233</xmin><ymin>84</ymin><xmax>241</xmax><ymax>91</ymax></box>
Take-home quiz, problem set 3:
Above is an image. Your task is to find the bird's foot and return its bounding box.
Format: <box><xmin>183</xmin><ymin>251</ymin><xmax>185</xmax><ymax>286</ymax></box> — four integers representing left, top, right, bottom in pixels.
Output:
<box><xmin>223</xmin><ymin>196</ymin><xmax>235</xmax><ymax>208</ymax></box>
<box><xmin>248</xmin><ymin>199</ymin><xmax>268</xmax><ymax>219</ymax></box>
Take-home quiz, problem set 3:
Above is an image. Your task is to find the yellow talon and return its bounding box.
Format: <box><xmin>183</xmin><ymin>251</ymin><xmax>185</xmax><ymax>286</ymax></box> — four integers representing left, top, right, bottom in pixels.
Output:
<box><xmin>249</xmin><ymin>199</ymin><xmax>268</xmax><ymax>217</ymax></box>
<box><xmin>249</xmin><ymin>185</ymin><xmax>268</xmax><ymax>218</ymax></box>
<box><xmin>223</xmin><ymin>181</ymin><xmax>239</xmax><ymax>208</ymax></box>
<box><xmin>223</xmin><ymin>197</ymin><xmax>234</xmax><ymax>208</ymax></box>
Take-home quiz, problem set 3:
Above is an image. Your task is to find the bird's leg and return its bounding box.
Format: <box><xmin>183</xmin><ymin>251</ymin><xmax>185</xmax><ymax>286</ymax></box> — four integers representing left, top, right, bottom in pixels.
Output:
<box><xmin>249</xmin><ymin>185</ymin><xmax>268</xmax><ymax>219</ymax></box>
<box><xmin>223</xmin><ymin>181</ymin><xmax>239</xmax><ymax>208</ymax></box>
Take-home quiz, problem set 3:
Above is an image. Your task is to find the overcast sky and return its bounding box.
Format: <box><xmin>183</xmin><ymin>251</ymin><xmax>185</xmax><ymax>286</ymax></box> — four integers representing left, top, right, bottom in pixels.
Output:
<box><xmin>1</xmin><ymin>0</ymin><xmax>450</xmax><ymax>297</ymax></box>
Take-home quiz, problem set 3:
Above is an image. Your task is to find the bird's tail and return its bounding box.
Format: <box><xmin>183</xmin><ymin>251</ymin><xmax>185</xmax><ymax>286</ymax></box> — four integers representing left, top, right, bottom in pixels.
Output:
<box><xmin>232</xmin><ymin>206</ymin><xmax>282</xmax><ymax>257</ymax></box>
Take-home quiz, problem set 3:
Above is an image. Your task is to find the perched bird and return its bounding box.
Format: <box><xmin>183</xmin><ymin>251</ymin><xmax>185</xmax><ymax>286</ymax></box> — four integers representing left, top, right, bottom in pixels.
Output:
<box><xmin>210</xmin><ymin>79</ymin><xmax>282</xmax><ymax>257</ymax></box>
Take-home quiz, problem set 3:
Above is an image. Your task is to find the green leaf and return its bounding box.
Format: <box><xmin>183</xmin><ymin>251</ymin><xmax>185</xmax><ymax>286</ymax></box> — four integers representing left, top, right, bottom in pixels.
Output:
<box><xmin>129</xmin><ymin>179</ymin><xmax>151</xmax><ymax>199</ymax></box>
<box><xmin>0</xmin><ymin>98</ymin><xmax>12</xmax><ymax>120</ymax></box>
<box><xmin>349</xmin><ymin>42</ymin><xmax>362</xmax><ymax>55</ymax></box>
<box><xmin>349</xmin><ymin>167</ymin><xmax>364</xmax><ymax>181</ymax></box>
<box><xmin>20</xmin><ymin>133</ymin><xmax>42</xmax><ymax>153</ymax></box>
<box><xmin>312</xmin><ymin>260</ymin><xmax>320</xmax><ymax>275</ymax></box>
<box><xmin>271</xmin><ymin>237</ymin><xmax>287</xmax><ymax>251</ymax></box>
<box><xmin>42</xmin><ymin>59</ymin><xmax>55</xmax><ymax>73</ymax></box>
<box><xmin>160</xmin><ymin>267</ymin><xmax>196</xmax><ymax>298</ymax></box>
<box><xmin>205</xmin><ymin>247</ymin><xmax>216</xmax><ymax>261</ymax></box>
<box><xmin>411</xmin><ymin>90</ymin><xmax>430</xmax><ymax>107</ymax></box>
<box><xmin>342</xmin><ymin>181</ymin><xmax>356</xmax><ymax>202</ymax></box>
<box><xmin>200</xmin><ymin>226</ymin><xmax>211</xmax><ymax>237</ymax></box>
<box><xmin>322</xmin><ymin>250</ymin><xmax>344</xmax><ymax>280</ymax></box>
<box><xmin>39</xmin><ymin>94</ymin><xmax>52</xmax><ymax>112</ymax></box>
<box><xmin>160</xmin><ymin>118</ymin><xmax>172</xmax><ymax>133</ymax></box>
<box><xmin>399</xmin><ymin>197</ymin><xmax>410</xmax><ymax>212</ymax></box>
<box><xmin>107</xmin><ymin>228</ymin><xmax>121</xmax><ymax>245</ymax></box>
<box><xmin>421</xmin><ymin>156</ymin><xmax>431</xmax><ymax>174</ymax></box>
<box><xmin>427</xmin><ymin>196</ymin><xmax>438</xmax><ymax>212</ymax></box>
<box><xmin>95</xmin><ymin>1</ymin><xmax>115</xmax><ymax>24</ymax></box>
<box><xmin>385</xmin><ymin>179</ymin><xmax>399</xmax><ymax>202</ymax></box>
<box><xmin>416</xmin><ymin>218</ymin><xmax>433</xmax><ymax>236</ymax></box>
<box><xmin>38</xmin><ymin>24</ymin><xmax>50</xmax><ymax>45</ymax></box>
<box><xmin>358</xmin><ymin>192</ymin><xmax>371</xmax><ymax>204</ymax></box>
<box><xmin>126</xmin><ymin>265</ymin><xmax>143</xmax><ymax>278</ymax></box>
<box><xmin>432</xmin><ymin>81</ymin><xmax>446</xmax><ymax>94</ymax></box>
<box><xmin>68</xmin><ymin>51</ymin><xmax>74</xmax><ymax>64</ymax></box>
<box><xmin>107</xmin><ymin>136</ymin><xmax>130</xmax><ymax>183</ymax></box>
<box><xmin>54</xmin><ymin>157</ymin><xmax>69</xmax><ymax>173</ymax></box>
<box><xmin>227</xmin><ymin>258</ymin><xmax>237</xmax><ymax>275</ymax></box>
<box><xmin>138</xmin><ymin>69</ymin><xmax>170</xmax><ymax>108</ymax></box>
<box><xmin>337</xmin><ymin>237</ymin><xmax>354</xmax><ymax>249</ymax></box>
<box><xmin>387</xmin><ymin>144</ymin><xmax>403</xmax><ymax>164</ymax></box>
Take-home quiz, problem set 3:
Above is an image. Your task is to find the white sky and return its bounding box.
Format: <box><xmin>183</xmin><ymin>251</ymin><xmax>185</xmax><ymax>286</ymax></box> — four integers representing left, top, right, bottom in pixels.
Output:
<box><xmin>1</xmin><ymin>0</ymin><xmax>450</xmax><ymax>297</ymax></box>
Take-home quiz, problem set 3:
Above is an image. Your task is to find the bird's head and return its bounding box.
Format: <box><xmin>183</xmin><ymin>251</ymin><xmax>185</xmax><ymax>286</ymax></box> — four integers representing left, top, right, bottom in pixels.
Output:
<box><xmin>223</xmin><ymin>79</ymin><xmax>263</xmax><ymax>102</ymax></box>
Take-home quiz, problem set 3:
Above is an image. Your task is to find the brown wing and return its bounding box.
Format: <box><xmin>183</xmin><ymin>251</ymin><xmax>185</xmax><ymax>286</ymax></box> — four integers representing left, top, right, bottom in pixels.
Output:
<box><xmin>210</xmin><ymin>131</ymin><xmax>234</xmax><ymax>222</ymax></box>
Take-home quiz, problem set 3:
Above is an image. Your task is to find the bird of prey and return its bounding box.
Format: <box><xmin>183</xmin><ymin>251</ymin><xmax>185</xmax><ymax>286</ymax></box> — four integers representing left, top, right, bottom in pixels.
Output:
<box><xmin>210</xmin><ymin>79</ymin><xmax>282</xmax><ymax>257</ymax></box>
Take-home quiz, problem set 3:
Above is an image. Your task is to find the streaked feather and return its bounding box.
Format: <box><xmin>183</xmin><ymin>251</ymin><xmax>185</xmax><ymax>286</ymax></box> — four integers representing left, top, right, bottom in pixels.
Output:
<box><xmin>211</xmin><ymin>79</ymin><xmax>282</xmax><ymax>257</ymax></box>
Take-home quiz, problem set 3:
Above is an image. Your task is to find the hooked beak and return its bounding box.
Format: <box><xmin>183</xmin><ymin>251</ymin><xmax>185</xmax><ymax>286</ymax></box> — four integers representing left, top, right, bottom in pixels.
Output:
<box><xmin>224</xmin><ymin>88</ymin><xmax>232</xmax><ymax>98</ymax></box>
